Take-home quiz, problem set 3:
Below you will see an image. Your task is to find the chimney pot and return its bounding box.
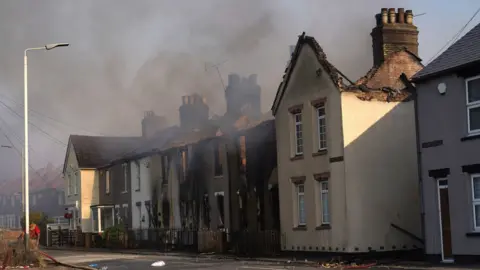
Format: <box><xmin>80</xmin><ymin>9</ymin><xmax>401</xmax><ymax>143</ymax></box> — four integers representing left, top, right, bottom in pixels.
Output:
<box><xmin>375</xmin><ymin>13</ymin><xmax>382</xmax><ymax>26</ymax></box>
<box><xmin>405</xmin><ymin>10</ymin><xmax>413</xmax><ymax>24</ymax></box>
<box><xmin>388</xmin><ymin>8</ymin><xmax>396</xmax><ymax>23</ymax></box>
<box><xmin>248</xmin><ymin>74</ymin><xmax>258</xmax><ymax>85</ymax></box>
<box><xmin>381</xmin><ymin>8</ymin><xmax>388</xmax><ymax>24</ymax></box>
<box><xmin>228</xmin><ymin>73</ymin><xmax>240</xmax><ymax>86</ymax></box>
<box><xmin>398</xmin><ymin>8</ymin><xmax>405</xmax><ymax>23</ymax></box>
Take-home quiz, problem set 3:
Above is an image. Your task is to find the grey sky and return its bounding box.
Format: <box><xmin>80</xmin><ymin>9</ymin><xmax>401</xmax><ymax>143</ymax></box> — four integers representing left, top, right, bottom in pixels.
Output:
<box><xmin>0</xmin><ymin>0</ymin><xmax>476</xmax><ymax>180</ymax></box>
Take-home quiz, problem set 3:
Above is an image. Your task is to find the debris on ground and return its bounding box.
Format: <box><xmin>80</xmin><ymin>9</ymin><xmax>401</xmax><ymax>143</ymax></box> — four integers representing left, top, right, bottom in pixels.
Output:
<box><xmin>151</xmin><ymin>261</ymin><xmax>165</xmax><ymax>267</ymax></box>
<box><xmin>318</xmin><ymin>257</ymin><xmax>378</xmax><ymax>269</ymax></box>
<box><xmin>0</xmin><ymin>240</ymin><xmax>46</xmax><ymax>269</ymax></box>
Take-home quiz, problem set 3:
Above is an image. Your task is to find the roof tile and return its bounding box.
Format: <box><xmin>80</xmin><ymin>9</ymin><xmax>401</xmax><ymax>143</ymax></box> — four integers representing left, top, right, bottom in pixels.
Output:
<box><xmin>413</xmin><ymin>22</ymin><xmax>480</xmax><ymax>80</ymax></box>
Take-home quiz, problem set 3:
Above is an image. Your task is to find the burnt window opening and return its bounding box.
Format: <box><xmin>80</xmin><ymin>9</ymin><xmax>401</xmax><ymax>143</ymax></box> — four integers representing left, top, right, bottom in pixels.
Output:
<box><xmin>214</xmin><ymin>141</ymin><xmax>223</xmax><ymax>176</ymax></box>
<box><xmin>203</xmin><ymin>194</ymin><xmax>210</xmax><ymax>228</ymax></box>
<box><xmin>216</xmin><ymin>193</ymin><xmax>225</xmax><ymax>229</ymax></box>
<box><xmin>180</xmin><ymin>201</ymin><xmax>187</xmax><ymax>228</ymax></box>
<box><xmin>162</xmin><ymin>199</ymin><xmax>170</xmax><ymax>228</ymax></box>
<box><xmin>181</xmin><ymin>148</ymin><xmax>188</xmax><ymax>182</ymax></box>
<box><xmin>239</xmin><ymin>136</ymin><xmax>247</xmax><ymax>173</ymax></box>
<box><xmin>161</xmin><ymin>155</ymin><xmax>169</xmax><ymax>185</ymax></box>
<box><xmin>238</xmin><ymin>192</ymin><xmax>247</xmax><ymax>229</ymax></box>
<box><xmin>176</xmin><ymin>148</ymin><xmax>189</xmax><ymax>183</ymax></box>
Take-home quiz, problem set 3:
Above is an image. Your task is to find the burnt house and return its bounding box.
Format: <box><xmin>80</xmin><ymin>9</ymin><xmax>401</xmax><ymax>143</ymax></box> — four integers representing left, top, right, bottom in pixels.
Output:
<box><xmin>227</xmin><ymin>119</ymin><xmax>278</xmax><ymax>233</ymax></box>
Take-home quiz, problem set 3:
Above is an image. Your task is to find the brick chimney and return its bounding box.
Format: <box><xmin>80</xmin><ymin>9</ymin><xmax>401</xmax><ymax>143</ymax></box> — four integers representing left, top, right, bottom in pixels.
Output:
<box><xmin>371</xmin><ymin>8</ymin><xmax>419</xmax><ymax>67</ymax></box>
<box><xmin>179</xmin><ymin>93</ymin><xmax>209</xmax><ymax>130</ymax></box>
<box><xmin>142</xmin><ymin>111</ymin><xmax>167</xmax><ymax>138</ymax></box>
<box><xmin>225</xmin><ymin>73</ymin><xmax>261</xmax><ymax>120</ymax></box>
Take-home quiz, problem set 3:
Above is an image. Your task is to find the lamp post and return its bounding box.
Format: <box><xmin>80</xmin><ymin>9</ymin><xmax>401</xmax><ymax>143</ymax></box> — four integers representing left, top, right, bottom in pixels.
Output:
<box><xmin>24</xmin><ymin>43</ymin><xmax>69</xmax><ymax>251</ymax></box>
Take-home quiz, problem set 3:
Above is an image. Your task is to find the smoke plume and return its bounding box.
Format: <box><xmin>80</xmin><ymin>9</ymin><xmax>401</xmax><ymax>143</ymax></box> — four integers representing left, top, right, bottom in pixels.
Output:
<box><xmin>0</xmin><ymin>0</ymin><xmax>409</xmax><ymax>179</ymax></box>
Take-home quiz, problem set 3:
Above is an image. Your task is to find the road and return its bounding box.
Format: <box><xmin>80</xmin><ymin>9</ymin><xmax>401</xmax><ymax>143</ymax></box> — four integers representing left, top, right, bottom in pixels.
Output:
<box><xmin>44</xmin><ymin>249</ymin><xmax>318</xmax><ymax>269</ymax></box>
<box><xmin>43</xmin><ymin>249</ymin><xmax>468</xmax><ymax>270</ymax></box>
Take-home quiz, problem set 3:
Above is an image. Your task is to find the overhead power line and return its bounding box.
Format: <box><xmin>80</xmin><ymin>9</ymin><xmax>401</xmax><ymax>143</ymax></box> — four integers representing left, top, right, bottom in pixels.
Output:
<box><xmin>0</xmin><ymin>99</ymin><xmax>67</xmax><ymax>147</ymax></box>
<box><xmin>0</xmin><ymin>117</ymin><xmax>50</xmax><ymax>183</ymax></box>
<box><xmin>425</xmin><ymin>7</ymin><xmax>480</xmax><ymax>65</ymax></box>
<box><xmin>0</xmin><ymin>92</ymin><xmax>106</xmax><ymax>136</ymax></box>
<box><xmin>0</xmin><ymin>111</ymin><xmax>36</xmax><ymax>154</ymax></box>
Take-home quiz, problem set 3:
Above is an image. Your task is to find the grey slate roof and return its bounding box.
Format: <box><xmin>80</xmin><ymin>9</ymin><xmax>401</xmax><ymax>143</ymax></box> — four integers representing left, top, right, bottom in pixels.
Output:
<box><xmin>413</xmin><ymin>22</ymin><xmax>480</xmax><ymax>81</ymax></box>
<box><xmin>69</xmin><ymin>135</ymin><xmax>144</xmax><ymax>169</ymax></box>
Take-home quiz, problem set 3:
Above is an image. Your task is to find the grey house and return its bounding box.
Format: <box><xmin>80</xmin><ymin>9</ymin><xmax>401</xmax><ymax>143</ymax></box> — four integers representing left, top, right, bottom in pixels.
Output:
<box><xmin>411</xmin><ymin>22</ymin><xmax>480</xmax><ymax>263</ymax></box>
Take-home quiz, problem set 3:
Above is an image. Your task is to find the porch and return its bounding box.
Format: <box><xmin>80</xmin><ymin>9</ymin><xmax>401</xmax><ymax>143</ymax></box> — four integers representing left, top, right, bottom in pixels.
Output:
<box><xmin>90</xmin><ymin>204</ymin><xmax>120</xmax><ymax>233</ymax></box>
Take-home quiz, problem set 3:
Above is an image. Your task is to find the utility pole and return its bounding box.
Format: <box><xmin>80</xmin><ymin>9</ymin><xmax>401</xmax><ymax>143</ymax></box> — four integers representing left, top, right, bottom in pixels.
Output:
<box><xmin>21</xmin><ymin>148</ymin><xmax>24</xmax><ymax>213</ymax></box>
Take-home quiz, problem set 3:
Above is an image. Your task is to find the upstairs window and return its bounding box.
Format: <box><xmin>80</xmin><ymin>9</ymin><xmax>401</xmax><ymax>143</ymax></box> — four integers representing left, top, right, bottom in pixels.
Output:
<box><xmin>214</xmin><ymin>141</ymin><xmax>223</xmax><ymax>177</ymax></box>
<box><xmin>74</xmin><ymin>171</ymin><xmax>79</xmax><ymax>195</ymax></box>
<box><xmin>294</xmin><ymin>113</ymin><xmax>303</xmax><ymax>155</ymax></box>
<box><xmin>466</xmin><ymin>76</ymin><xmax>480</xmax><ymax>134</ymax></box>
<box><xmin>105</xmin><ymin>170</ymin><xmax>110</xmax><ymax>194</ymax></box>
<box><xmin>122</xmin><ymin>163</ymin><xmax>128</xmax><ymax>193</ymax></box>
<box><xmin>162</xmin><ymin>155</ymin><xmax>169</xmax><ymax>184</ymax></box>
<box><xmin>317</xmin><ymin>106</ymin><xmax>327</xmax><ymax>150</ymax></box>
<box><xmin>135</xmin><ymin>162</ymin><xmax>141</xmax><ymax>191</ymax></box>
<box><xmin>238</xmin><ymin>136</ymin><xmax>247</xmax><ymax>173</ymax></box>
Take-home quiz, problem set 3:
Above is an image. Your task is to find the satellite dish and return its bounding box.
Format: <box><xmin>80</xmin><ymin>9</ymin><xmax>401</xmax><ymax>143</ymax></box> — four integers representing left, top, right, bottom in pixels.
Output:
<box><xmin>437</xmin><ymin>82</ymin><xmax>447</xmax><ymax>95</ymax></box>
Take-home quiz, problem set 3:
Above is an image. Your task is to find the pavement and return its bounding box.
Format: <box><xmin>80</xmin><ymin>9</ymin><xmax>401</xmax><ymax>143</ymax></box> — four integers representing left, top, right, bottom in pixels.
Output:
<box><xmin>39</xmin><ymin>248</ymin><xmax>480</xmax><ymax>270</ymax></box>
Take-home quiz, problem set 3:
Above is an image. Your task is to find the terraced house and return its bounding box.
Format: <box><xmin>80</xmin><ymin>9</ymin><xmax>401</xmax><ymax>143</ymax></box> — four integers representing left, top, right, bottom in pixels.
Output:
<box><xmin>272</xmin><ymin>8</ymin><xmax>424</xmax><ymax>253</ymax></box>
<box><xmin>63</xmin><ymin>134</ymin><xmax>144</xmax><ymax>233</ymax></box>
<box><xmin>411</xmin><ymin>21</ymin><xmax>480</xmax><ymax>263</ymax></box>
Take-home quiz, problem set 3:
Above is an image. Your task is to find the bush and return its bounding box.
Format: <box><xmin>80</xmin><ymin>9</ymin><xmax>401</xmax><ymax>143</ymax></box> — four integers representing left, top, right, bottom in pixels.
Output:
<box><xmin>102</xmin><ymin>224</ymin><xmax>126</xmax><ymax>241</ymax></box>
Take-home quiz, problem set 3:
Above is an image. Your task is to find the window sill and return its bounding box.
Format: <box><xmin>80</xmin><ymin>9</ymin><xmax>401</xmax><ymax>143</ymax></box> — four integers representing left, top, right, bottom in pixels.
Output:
<box><xmin>315</xmin><ymin>224</ymin><xmax>331</xmax><ymax>230</ymax></box>
<box><xmin>465</xmin><ymin>232</ymin><xmax>480</xmax><ymax>237</ymax></box>
<box><xmin>121</xmin><ymin>191</ymin><xmax>128</xmax><ymax>194</ymax></box>
<box><xmin>293</xmin><ymin>225</ymin><xmax>307</xmax><ymax>231</ymax></box>
<box><xmin>290</xmin><ymin>155</ymin><xmax>304</xmax><ymax>161</ymax></box>
<box><xmin>461</xmin><ymin>134</ymin><xmax>480</xmax><ymax>142</ymax></box>
<box><xmin>312</xmin><ymin>149</ymin><xmax>328</xmax><ymax>157</ymax></box>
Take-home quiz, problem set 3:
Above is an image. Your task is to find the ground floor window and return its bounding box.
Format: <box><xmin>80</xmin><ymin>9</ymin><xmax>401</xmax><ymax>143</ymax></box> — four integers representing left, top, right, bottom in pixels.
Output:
<box><xmin>472</xmin><ymin>174</ymin><xmax>480</xmax><ymax>230</ymax></box>
<box><xmin>296</xmin><ymin>184</ymin><xmax>306</xmax><ymax>226</ymax></box>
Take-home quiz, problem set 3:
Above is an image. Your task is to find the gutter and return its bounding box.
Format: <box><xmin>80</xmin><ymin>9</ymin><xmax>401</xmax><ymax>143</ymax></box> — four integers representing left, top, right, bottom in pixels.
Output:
<box><xmin>400</xmin><ymin>73</ymin><xmax>426</xmax><ymax>245</ymax></box>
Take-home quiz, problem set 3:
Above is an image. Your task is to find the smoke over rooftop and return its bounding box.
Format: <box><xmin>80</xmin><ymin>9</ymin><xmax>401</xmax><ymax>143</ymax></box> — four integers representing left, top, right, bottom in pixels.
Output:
<box><xmin>0</xmin><ymin>0</ymin><xmax>406</xmax><ymax>179</ymax></box>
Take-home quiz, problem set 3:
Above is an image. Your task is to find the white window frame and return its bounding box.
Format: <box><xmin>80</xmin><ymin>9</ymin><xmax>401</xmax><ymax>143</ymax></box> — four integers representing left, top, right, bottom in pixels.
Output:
<box><xmin>296</xmin><ymin>183</ymin><xmax>306</xmax><ymax>226</ymax></box>
<box><xmin>293</xmin><ymin>112</ymin><xmax>303</xmax><ymax>155</ymax></box>
<box><xmin>317</xmin><ymin>106</ymin><xmax>327</xmax><ymax>151</ymax></box>
<box><xmin>67</xmin><ymin>173</ymin><xmax>72</xmax><ymax>196</ymax></box>
<box><xmin>466</xmin><ymin>75</ymin><xmax>480</xmax><ymax>135</ymax></box>
<box><xmin>73</xmin><ymin>171</ymin><xmax>79</xmax><ymax>195</ymax></box>
<box><xmin>471</xmin><ymin>174</ymin><xmax>480</xmax><ymax>231</ymax></box>
<box><xmin>122</xmin><ymin>164</ymin><xmax>128</xmax><ymax>193</ymax></box>
<box><xmin>105</xmin><ymin>170</ymin><xmax>110</xmax><ymax>194</ymax></box>
<box><xmin>320</xmin><ymin>181</ymin><xmax>330</xmax><ymax>225</ymax></box>
<box><xmin>137</xmin><ymin>203</ymin><xmax>142</xmax><ymax>226</ymax></box>
<box><xmin>135</xmin><ymin>162</ymin><xmax>141</xmax><ymax>191</ymax></box>
<box><xmin>123</xmin><ymin>204</ymin><xmax>129</xmax><ymax>225</ymax></box>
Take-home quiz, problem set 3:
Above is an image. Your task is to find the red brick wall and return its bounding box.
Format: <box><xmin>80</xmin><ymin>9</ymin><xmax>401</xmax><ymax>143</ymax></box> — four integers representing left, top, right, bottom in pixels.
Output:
<box><xmin>365</xmin><ymin>50</ymin><xmax>423</xmax><ymax>90</ymax></box>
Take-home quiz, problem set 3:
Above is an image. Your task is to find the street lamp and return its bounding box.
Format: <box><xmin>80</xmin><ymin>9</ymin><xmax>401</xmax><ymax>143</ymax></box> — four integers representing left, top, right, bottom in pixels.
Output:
<box><xmin>24</xmin><ymin>43</ymin><xmax>69</xmax><ymax>251</ymax></box>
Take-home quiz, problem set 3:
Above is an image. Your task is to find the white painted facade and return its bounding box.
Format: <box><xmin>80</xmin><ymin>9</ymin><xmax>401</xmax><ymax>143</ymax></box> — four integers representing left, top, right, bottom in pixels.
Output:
<box><xmin>130</xmin><ymin>157</ymin><xmax>152</xmax><ymax>230</ymax></box>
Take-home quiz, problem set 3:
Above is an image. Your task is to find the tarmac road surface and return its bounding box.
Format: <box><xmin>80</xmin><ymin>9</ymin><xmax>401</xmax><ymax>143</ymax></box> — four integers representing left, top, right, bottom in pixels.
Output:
<box><xmin>42</xmin><ymin>249</ymin><xmax>470</xmax><ymax>270</ymax></box>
